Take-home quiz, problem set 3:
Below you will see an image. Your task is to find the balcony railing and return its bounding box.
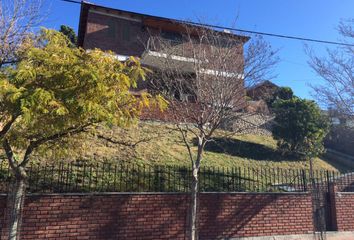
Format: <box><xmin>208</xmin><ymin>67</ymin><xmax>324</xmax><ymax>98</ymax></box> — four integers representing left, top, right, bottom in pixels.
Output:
<box><xmin>141</xmin><ymin>36</ymin><xmax>244</xmax><ymax>79</ymax></box>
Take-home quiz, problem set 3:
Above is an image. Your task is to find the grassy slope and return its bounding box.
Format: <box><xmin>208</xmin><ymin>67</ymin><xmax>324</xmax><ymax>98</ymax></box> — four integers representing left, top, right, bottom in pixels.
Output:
<box><xmin>49</xmin><ymin>121</ymin><xmax>339</xmax><ymax>171</ymax></box>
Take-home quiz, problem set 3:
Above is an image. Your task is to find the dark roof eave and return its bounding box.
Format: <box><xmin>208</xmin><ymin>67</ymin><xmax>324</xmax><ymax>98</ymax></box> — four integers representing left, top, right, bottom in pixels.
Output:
<box><xmin>77</xmin><ymin>2</ymin><xmax>90</xmax><ymax>47</ymax></box>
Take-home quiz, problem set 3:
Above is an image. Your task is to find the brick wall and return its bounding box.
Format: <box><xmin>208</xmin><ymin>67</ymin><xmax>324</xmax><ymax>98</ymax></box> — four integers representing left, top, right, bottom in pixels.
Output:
<box><xmin>198</xmin><ymin>194</ymin><xmax>313</xmax><ymax>239</ymax></box>
<box><xmin>334</xmin><ymin>192</ymin><xmax>354</xmax><ymax>231</ymax></box>
<box><xmin>0</xmin><ymin>193</ymin><xmax>313</xmax><ymax>240</ymax></box>
<box><xmin>84</xmin><ymin>11</ymin><xmax>147</xmax><ymax>57</ymax></box>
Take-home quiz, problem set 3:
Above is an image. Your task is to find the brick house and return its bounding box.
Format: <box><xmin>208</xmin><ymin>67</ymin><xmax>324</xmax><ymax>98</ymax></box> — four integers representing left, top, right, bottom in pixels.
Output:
<box><xmin>245</xmin><ymin>80</ymin><xmax>280</xmax><ymax>114</ymax></box>
<box><xmin>77</xmin><ymin>2</ymin><xmax>250</xmax><ymax>120</ymax></box>
<box><xmin>246</xmin><ymin>80</ymin><xmax>279</xmax><ymax>102</ymax></box>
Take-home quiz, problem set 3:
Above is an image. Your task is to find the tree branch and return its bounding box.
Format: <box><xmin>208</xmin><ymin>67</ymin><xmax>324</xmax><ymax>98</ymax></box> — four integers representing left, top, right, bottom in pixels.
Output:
<box><xmin>96</xmin><ymin>134</ymin><xmax>156</xmax><ymax>148</ymax></box>
<box><xmin>2</xmin><ymin>138</ymin><xmax>18</xmax><ymax>170</ymax></box>
<box><xmin>19</xmin><ymin>124</ymin><xmax>91</xmax><ymax>167</ymax></box>
<box><xmin>0</xmin><ymin>115</ymin><xmax>18</xmax><ymax>139</ymax></box>
<box><xmin>177</xmin><ymin>124</ymin><xmax>194</xmax><ymax>166</ymax></box>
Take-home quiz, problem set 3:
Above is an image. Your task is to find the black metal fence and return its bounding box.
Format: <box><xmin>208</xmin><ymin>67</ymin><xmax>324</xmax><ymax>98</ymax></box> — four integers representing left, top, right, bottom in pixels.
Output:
<box><xmin>0</xmin><ymin>161</ymin><xmax>353</xmax><ymax>193</ymax></box>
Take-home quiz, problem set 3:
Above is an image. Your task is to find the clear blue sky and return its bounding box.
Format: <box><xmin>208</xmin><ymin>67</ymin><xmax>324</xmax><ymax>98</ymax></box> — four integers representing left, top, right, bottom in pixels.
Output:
<box><xmin>43</xmin><ymin>0</ymin><xmax>354</xmax><ymax>102</ymax></box>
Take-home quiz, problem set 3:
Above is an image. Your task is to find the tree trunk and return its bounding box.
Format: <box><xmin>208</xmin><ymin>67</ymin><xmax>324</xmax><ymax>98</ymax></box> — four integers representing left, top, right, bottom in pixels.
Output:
<box><xmin>190</xmin><ymin>166</ymin><xmax>199</xmax><ymax>240</ymax></box>
<box><xmin>6</xmin><ymin>169</ymin><xmax>26</xmax><ymax>240</ymax></box>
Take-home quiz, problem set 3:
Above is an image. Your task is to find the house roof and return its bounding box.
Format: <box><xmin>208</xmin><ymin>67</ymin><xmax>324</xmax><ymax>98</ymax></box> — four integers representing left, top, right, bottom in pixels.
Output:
<box><xmin>246</xmin><ymin>80</ymin><xmax>279</xmax><ymax>92</ymax></box>
<box><xmin>77</xmin><ymin>1</ymin><xmax>250</xmax><ymax>47</ymax></box>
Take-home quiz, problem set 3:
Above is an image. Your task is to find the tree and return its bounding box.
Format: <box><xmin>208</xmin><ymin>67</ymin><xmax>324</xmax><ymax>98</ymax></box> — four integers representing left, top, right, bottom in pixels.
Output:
<box><xmin>272</xmin><ymin>97</ymin><xmax>329</xmax><ymax>159</ymax></box>
<box><xmin>267</xmin><ymin>86</ymin><xmax>294</xmax><ymax>109</ymax></box>
<box><xmin>144</xmin><ymin>24</ymin><xmax>279</xmax><ymax>240</ymax></box>
<box><xmin>0</xmin><ymin>0</ymin><xmax>44</xmax><ymax>67</ymax></box>
<box><xmin>59</xmin><ymin>25</ymin><xmax>78</xmax><ymax>46</ymax></box>
<box><xmin>308</xmin><ymin>19</ymin><xmax>354</xmax><ymax>120</ymax></box>
<box><xmin>0</xmin><ymin>29</ymin><xmax>164</xmax><ymax>240</ymax></box>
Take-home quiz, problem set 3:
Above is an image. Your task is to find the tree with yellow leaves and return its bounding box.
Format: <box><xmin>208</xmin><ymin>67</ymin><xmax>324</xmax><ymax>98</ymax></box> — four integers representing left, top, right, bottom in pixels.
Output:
<box><xmin>0</xmin><ymin>29</ymin><xmax>166</xmax><ymax>240</ymax></box>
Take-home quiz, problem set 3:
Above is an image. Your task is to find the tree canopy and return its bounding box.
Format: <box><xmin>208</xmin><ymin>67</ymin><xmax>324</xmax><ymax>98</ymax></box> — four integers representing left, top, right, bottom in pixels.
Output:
<box><xmin>0</xmin><ymin>28</ymin><xmax>166</xmax><ymax>240</ymax></box>
<box><xmin>59</xmin><ymin>25</ymin><xmax>78</xmax><ymax>46</ymax></box>
<box><xmin>272</xmin><ymin>97</ymin><xmax>329</xmax><ymax>159</ymax></box>
<box><xmin>0</xmin><ymin>28</ymin><xmax>166</xmax><ymax>169</ymax></box>
<box><xmin>267</xmin><ymin>86</ymin><xmax>294</xmax><ymax>109</ymax></box>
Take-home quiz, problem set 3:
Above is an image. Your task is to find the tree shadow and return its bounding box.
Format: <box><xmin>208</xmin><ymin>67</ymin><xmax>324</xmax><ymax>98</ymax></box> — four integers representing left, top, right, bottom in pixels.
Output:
<box><xmin>19</xmin><ymin>194</ymin><xmax>188</xmax><ymax>240</ymax></box>
<box><xmin>198</xmin><ymin>193</ymin><xmax>312</xmax><ymax>239</ymax></box>
<box><xmin>201</xmin><ymin>137</ymin><xmax>297</xmax><ymax>161</ymax></box>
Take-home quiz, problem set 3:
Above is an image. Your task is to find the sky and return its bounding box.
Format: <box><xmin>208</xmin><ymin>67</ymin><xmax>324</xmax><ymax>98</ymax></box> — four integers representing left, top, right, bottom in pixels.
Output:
<box><xmin>43</xmin><ymin>0</ymin><xmax>354</xmax><ymax>101</ymax></box>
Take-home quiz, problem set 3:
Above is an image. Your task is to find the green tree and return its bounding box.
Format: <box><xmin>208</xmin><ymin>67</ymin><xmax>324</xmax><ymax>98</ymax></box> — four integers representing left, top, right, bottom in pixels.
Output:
<box><xmin>59</xmin><ymin>25</ymin><xmax>78</xmax><ymax>46</ymax></box>
<box><xmin>0</xmin><ymin>29</ymin><xmax>166</xmax><ymax>240</ymax></box>
<box><xmin>267</xmin><ymin>86</ymin><xmax>294</xmax><ymax>109</ymax></box>
<box><xmin>272</xmin><ymin>97</ymin><xmax>329</xmax><ymax>159</ymax></box>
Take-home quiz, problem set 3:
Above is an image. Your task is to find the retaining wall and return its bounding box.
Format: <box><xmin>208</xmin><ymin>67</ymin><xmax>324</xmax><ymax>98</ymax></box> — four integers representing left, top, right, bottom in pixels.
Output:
<box><xmin>0</xmin><ymin>192</ymin><xmax>313</xmax><ymax>240</ymax></box>
<box><xmin>334</xmin><ymin>192</ymin><xmax>354</xmax><ymax>232</ymax></box>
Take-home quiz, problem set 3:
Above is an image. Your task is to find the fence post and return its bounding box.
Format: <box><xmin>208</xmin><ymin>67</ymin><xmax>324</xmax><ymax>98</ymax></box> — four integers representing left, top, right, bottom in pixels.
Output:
<box><xmin>302</xmin><ymin>169</ymin><xmax>307</xmax><ymax>192</ymax></box>
<box><xmin>328</xmin><ymin>182</ymin><xmax>338</xmax><ymax>231</ymax></box>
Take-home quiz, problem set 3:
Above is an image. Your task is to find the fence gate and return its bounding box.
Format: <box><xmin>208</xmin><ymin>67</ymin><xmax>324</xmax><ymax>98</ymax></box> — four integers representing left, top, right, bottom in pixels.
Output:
<box><xmin>311</xmin><ymin>173</ymin><xmax>336</xmax><ymax>240</ymax></box>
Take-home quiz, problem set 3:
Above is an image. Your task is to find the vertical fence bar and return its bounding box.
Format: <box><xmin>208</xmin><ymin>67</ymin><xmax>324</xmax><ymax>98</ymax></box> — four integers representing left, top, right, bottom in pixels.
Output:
<box><xmin>168</xmin><ymin>165</ymin><xmax>171</xmax><ymax>191</ymax></box>
<box><xmin>247</xmin><ymin>167</ymin><xmax>250</xmax><ymax>192</ymax></box>
<box><xmin>49</xmin><ymin>164</ymin><xmax>55</xmax><ymax>193</ymax></box>
<box><xmin>238</xmin><ymin>167</ymin><xmax>241</xmax><ymax>191</ymax></box>
<box><xmin>178</xmin><ymin>166</ymin><xmax>181</xmax><ymax>192</ymax></box>
<box><xmin>302</xmin><ymin>169</ymin><xmax>307</xmax><ymax>191</ymax></box>
<box><xmin>232</xmin><ymin>167</ymin><xmax>235</xmax><ymax>192</ymax></box>
<box><xmin>88</xmin><ymin>164</ymin><xmax>92</xmax><ymax>192</ymax></box>
<box><xmin>296</xmin><ymin>169</ymin><xmax>300</xmax><ymax>192</ymax></box>
<box><xmin>120</xmin><ymin>162</ymin><xmax>124</xmax><ymax>192</ymax></box>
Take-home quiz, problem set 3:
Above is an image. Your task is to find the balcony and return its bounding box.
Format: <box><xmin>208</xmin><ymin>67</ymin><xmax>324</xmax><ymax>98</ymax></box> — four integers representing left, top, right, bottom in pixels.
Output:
<box><xmin>141</xmin><ymin>36</ymin><xmax>198</xmax><ymax>73</ymax></box>
<box><xmin>141</xmin><ymin>36</ymin><xmax>244</xmax><ymax>79</ymax></box>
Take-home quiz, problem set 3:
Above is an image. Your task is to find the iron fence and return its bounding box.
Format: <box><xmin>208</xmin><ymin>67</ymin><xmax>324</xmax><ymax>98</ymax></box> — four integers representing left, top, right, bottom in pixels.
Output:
<box><xmin>0</xmin><ymin>161</ymin><xmax>353</xmax><ymax>193</ymax></box>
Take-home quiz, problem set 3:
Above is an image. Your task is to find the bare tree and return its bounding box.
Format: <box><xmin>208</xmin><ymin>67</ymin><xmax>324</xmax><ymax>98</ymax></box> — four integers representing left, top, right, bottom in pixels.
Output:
<box><xmin>142</xmin><ymin>23</ymin><xmax>278</xmax><ymax>240</ymax></box>
<box><xmin>308</xmin><ymin>19</ymin><xmax>354</xmax><ymax>120</ymax></box>
<box><xmin>0</xmin><ymin>0</ymin><xmax>44</xmax><ymax>67</ymax></box>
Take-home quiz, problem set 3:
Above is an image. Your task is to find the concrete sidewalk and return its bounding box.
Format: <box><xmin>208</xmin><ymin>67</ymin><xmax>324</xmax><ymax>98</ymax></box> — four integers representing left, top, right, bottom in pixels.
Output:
<box><xmin>228</xmin><ymin>231</ymin><xmax>354</xmax><ymax>240</ymax></box>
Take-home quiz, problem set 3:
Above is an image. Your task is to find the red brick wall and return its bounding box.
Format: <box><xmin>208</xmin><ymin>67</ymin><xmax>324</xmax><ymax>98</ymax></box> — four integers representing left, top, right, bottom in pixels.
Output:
<box><xmin>1</xmin><ymin>194</ymin><xmax>187</xmax><ymax>240</ymax></box>
<box><xmin>84</xmin><ymin>11</ymin><xmax>147</xmax><ymax>57</ymax></box>
<box><xmin>334</xmin><ymin>192</ymin><xmax>354</xmax><ymax>231</ymax></box>
<box><xmin>198</xmin><ymin>194</ymin><xmax>313</xmax><ymax>238</ymax></box>
<box><xmin>0</xmin><ymin>193</ymin><xmax>313</xmax><ymax>239</ymax></box>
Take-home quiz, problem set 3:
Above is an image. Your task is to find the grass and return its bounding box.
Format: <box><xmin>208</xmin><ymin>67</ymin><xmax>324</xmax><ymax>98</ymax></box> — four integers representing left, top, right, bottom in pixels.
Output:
<box><xmin>1</xmin><ymin>121</ymin><xmax>349</xmax><ymax>193</ymax></box>
<box><xmin>30</xmin><ymin>121</ymin><xmax>341</xmax><ymax>172</ymax></box>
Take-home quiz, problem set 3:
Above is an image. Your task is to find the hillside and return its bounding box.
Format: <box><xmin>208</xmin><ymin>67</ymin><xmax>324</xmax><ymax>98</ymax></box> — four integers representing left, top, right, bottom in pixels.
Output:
<box><xmin>31</xmin><ymin>121</ymin><xmax>342</xmax><ymax>172</ymax></box>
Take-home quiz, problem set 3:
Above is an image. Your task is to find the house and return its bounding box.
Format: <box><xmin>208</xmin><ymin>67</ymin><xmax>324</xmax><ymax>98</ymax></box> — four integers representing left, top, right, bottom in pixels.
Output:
<box><xmin>77</xmin><ymin>2</ymin><xmax>250</xmax><ymax>120</ymax></box>
<box><xmin>243</xmin><ymin>81</ymin><xmax>279</xmax><ymax>114</ymax></box>
<box><xmin>246</xmin><ymin>80</ymin><xmax>279</xmax><ymax>102</ymax></box>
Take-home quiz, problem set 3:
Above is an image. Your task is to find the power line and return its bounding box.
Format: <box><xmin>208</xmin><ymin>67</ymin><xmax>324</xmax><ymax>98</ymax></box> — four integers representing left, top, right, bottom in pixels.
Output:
<box><xmin>59</xmin><ymin>0</ymin><xmax>354</xmax><ymax>47</ymax></box>
<box><xmin>183</xmin><ymin>20</ymin><xmax>354</xmax><ymax>47</ymax></box>
<box><xmin>60</xmin><ymin>0</ymin><xmax>81</xmax><ymax>4</ymax></box>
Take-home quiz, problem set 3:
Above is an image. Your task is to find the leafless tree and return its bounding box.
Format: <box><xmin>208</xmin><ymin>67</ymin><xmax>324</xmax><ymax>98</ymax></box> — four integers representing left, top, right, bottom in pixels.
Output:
<box><xmin>0</xmin><ymin>0</ymin><xmax>44</xmax><ymax>67</ymax></box>
<box><xmin>142</xmin><ymin>23</ymin><xmax>278</xmax><ymax>240</ymax></box>
<box><xmin>308</xmin><ymin>19</ymin><xmax>354</xmax><ymax>121</ymax></box>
